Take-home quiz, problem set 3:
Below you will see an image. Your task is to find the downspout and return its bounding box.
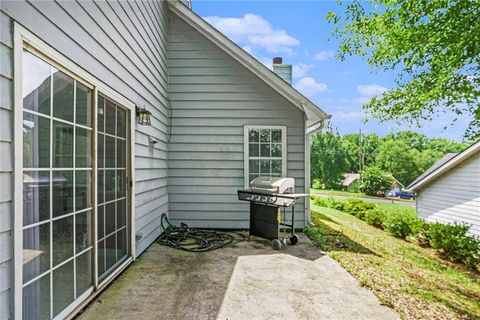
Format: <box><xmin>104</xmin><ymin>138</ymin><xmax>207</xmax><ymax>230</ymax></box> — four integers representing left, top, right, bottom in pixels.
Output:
<box><xmin>304</xmin><ymin>116</ymin><xmax>331</xmax><ymax>227</ymax></box>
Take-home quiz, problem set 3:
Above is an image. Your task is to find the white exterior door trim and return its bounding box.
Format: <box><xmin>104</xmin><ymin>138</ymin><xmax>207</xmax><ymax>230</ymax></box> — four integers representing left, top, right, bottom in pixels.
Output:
<box><xmin>13</xmin><ymin>22</ymin><xmax>136</xmax><ymax>319</ymax></box>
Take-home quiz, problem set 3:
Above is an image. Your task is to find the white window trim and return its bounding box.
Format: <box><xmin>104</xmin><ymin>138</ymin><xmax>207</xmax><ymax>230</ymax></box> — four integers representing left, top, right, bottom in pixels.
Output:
<box><xmin>13</xmin><ymin>22</ymin><xmax>136</xmax><ymax>319</ymax></box>
<box><xmin>244</xmin><ymin>125</ymin><xmax>287</xmax><ymax>188</ymax></box>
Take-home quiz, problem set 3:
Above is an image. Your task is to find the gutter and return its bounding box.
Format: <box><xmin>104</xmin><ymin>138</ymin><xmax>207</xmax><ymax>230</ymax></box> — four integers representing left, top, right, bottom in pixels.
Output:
<box><xmin>304</xmin><ymin>115</ymin><xmax>331</xmax><ymax>227</ymax></box>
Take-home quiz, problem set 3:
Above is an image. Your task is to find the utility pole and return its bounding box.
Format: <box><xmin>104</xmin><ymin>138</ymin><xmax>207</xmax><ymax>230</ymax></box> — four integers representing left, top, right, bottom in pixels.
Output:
<box><xmin>359</xmin><ymin>129</ymin><xmax>364</xmax><ymax>173</ymax></box>
<box><xmin>359</xmin><ymin>129</ymin><xmax>365</xmax><ymax>192</ymax></box>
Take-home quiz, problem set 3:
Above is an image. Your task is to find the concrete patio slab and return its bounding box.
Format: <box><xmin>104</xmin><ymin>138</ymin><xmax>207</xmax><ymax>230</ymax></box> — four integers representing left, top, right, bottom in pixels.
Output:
<box><xmin>217</xmin><ymin>253</ymin><xmax>398</xmax><ymax>320</ymax></box>
<box><xmin>76</xmin><ymin>232</ymin><xmax>398</xmax><ymax>320</ymax></box>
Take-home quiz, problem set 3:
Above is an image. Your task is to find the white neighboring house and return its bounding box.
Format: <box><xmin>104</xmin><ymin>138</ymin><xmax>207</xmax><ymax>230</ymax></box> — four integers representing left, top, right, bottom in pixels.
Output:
<box><xmin>407</xmin><ymin>141</ymin><xmax>480</xmax><ymax>237</ymax></box>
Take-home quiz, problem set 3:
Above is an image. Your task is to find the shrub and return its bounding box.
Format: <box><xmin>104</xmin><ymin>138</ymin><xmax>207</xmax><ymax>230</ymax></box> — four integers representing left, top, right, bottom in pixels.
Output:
<box><xmin>314</xmin><ymin>196</ymin><xmax>345</xmax><ymax>211</ymax></box>
<box><xmin>359</xmin><ymin>166</ymin><xmax>394</xmax><ymax>196</ymax></box>
<box><xmin>416</xmin><ymin>223</ymin><xmax>431</xmax><ymax>247</ymax></box>
<box><xmin>342</xmin><ymin>198</ymin><xmax>375</xmax><ymax>220</ymax></box>
<box><xmin>325</xmin><ymin>197</ymin><xmax>346</xmax><ymax>211</ymax></box>
<box><xmin>313</xmin><ymin>196</ymin><xmax>327</xmax><ymax>207</ymax></box>
<box><xmin>426</xmin><ymin>223</ymin><xmax>480</xmax><ymax>269</ymax></box>
<box><xmin>312</xmin><ymin>179</ymin><xmax>322</xmax><ymax>189</ymax></box>
<box><xmin>364</xmin><ymin>208</ymin><xmax>386</xmax><ymax>228</ymax></box>
<box><xmin>382</xmin><ymin>210</ymin><xmax>423</xmax><ymax>238</ymax></box>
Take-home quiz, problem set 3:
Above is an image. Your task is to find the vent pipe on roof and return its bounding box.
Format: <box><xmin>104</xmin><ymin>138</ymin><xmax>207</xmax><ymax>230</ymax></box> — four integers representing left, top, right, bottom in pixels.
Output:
<box><xmin>272</xmin><ymin>57</ymin><xmax>292</xmax><ymax>85</ymax></box>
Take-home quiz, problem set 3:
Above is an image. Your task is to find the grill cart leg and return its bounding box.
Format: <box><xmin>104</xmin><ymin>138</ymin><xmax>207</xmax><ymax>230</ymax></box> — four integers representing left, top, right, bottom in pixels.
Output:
<box><xmin>282</xmin><ymin>207</ymin><xmax>288</xmax><ymax>246</ymax></box>
<box><xmin>289</xmin><ymin>205</ymin><xmax>299</xmax><ymax>245</ymax></box>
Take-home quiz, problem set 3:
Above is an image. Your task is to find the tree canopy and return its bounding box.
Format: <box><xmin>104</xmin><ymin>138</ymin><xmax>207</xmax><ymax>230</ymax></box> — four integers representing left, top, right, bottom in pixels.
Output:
<box><xmin>311</xmin><ymin>127</ymin><xmax>350</xmax><ymax>189</ymax></box>
<box><xmin>327</xmin><ymin>0</ymin><xmax>480</xmax><ymax>139</ymax></box>
<box><xmin>310</xmin><ymin>130</ymin><xmax>468</xmax><ymax>188</ymax></box>
<box><xmin>359</xmin><ymin>166</ymin><xmax>394</xmax><ymax>196</ymax></box>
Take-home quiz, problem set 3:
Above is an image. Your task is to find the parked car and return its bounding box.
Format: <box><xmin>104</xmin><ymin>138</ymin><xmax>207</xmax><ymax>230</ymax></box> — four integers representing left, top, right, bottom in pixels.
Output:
<box><xmin>385</xmin><ymin>190</ymin><xmax>416</xmax><ymax>199</ymax></box>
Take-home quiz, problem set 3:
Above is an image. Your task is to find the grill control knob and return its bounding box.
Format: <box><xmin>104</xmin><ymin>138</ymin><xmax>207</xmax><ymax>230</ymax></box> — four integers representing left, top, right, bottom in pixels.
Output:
<box><xmin>262</xmin><ymin>197</ymin><xmax>268</xmax><ymax>202</ymax></box>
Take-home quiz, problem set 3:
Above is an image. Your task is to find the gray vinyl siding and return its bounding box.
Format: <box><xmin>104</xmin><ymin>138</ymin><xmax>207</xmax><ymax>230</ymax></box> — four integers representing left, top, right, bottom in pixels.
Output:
<box><xmin>167</xmin><ymin>16</ymin><xmax>306</xmax><ymax>229</ymax></box>
<box><xmin>0</xmin><ymin>0</ymin><xmax>170</xmax><ymax>267</ymax></box>
<box><xmin>0</xmin><ymin>11</ymin><xmax>13</xmax><ymax>320</ymax></box>
<box><xmin>417</xmin><ymin>154</ymin><xmax>480</xmax><ymax>237</ymax></box>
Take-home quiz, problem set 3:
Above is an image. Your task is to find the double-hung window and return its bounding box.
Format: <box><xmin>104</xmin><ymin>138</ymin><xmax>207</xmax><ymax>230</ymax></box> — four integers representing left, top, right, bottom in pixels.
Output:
<box><xmin>244</xmin><ymin>126</ymin><xmax>287</xmax><ymax>187</ymax></box>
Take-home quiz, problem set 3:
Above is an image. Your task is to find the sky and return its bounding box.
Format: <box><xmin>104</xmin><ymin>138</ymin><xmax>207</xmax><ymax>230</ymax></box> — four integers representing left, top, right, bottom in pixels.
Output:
<box><xmin>192</xmin><ymin>0</ymin><xmax>469</xmax><ymax>141</ymax></box>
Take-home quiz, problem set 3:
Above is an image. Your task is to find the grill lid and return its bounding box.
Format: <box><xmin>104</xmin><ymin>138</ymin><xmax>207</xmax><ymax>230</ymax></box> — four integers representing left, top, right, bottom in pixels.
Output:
<box><xmin>250</xmin><ymin>177</ymin><xmax>294</xmax><ymax>194</ymax></box>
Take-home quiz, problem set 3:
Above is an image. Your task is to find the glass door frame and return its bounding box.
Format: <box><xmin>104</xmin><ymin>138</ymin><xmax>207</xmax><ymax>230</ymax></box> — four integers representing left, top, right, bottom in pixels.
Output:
<box><xmin>13</xmin><ymin>22</ymin><xmax>136</xmax><ymax>320</ymax></box>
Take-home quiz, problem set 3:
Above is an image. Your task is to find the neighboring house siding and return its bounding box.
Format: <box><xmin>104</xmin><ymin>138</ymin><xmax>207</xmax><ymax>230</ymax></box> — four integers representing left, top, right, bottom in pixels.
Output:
<box><xmin>0</xmin><ymin>11</ymin><xmax>13</xmax><ymax>320</ymax></box>
<box><xmin>167</xmin><ymin>16</ymin><xmax>306</xmax><ymax>229</ymax></box>
<box><xmin>0</xmin><ymin>0</ymin><xmax>170</xmax><ymax>264</ymax></box>
<box><xmin>417</xmin><ymin>154</ymin><xmax>480</xmax><ymax>237</ymax></box>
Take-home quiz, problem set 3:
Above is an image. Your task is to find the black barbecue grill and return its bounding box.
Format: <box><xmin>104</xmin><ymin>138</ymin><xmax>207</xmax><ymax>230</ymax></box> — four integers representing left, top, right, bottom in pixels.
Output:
<box><xmin>238</xmin><ymin>177</ymin><xmax>309</xmax><ymax>250</ymax></box>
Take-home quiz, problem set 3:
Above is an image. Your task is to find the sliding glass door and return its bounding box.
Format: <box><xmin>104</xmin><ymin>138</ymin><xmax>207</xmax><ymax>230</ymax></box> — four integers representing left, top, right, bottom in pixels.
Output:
<box><xmin>21</xmin><ymin>49</ymin><xmax>131</xmax><ymax>319</ymax></box>
<box><xmin>22</xmin><ymin>50</ymin><xmax>94</xmax><ymax>319</ymax></box>
<box><xmin>96</xmin><ymin>95</ymin><xmax>129</xmax><ymax>280</ymax></box>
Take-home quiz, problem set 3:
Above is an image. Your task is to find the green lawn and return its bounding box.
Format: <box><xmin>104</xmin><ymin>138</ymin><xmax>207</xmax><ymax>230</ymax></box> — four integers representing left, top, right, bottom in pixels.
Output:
<box><xmin>308</xmin><ymin>201</ymin><xmax>480</xmax><ymax>320</ymax></box>
<box><xmin>311</xmin><ymin>188</ymin><xmax>368</xmax><ymax>198</ymax></box>
<box><xmin>374</xmin><ymin>201</ymin><xmax>416</xmax><ymax>214</ymax></box>
<box><xmin>311</xmin><ymin>189</ymin><xmax>415</xmax><ymax>203</ymax></box>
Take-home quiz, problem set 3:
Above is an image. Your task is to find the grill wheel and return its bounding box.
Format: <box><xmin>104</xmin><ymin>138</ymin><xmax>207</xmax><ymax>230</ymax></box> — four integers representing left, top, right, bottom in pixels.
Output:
<box><xmin>271</xmin><ymin>239</ymin><xmax>283</xmax><ymax>250</ymax></box>
<box><xmin>289</xmin><ymin>234</ymin><xmax>299</xmax><ymax>245</ymax></box>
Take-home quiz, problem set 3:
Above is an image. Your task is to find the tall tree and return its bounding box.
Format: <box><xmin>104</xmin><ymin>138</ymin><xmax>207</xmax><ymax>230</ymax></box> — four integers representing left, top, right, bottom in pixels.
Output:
<box><xmin>311</xmin><ymin>128</ymin><xmax>349</xmax><ymax>189</ymax></box>
<box><xmin>341</xmin><ymin>134</ymin><xmax>361</xmax><ymax>172</ymax></box>
<box><xmin>428</xmin><ymin>138</ymin><xmax>469</xmax><ymax>154</ymax></box>
<box><xmin>395</xmin><ymin>131</ymin><xmax>428</xmax><ymax>151</ymax></box>
<box><xmin>328</xmin><ymin>0</ymin><xmax>480</xmax><ymax>139</ymax></box>
<box><xmin>375</xmin><ymin>140</ymin><xmax>419</xmax><ymax>185</ymax></box>
<box><xmin>360</xmin><ymin>166</ymin><xmax>394</xmax><ymax>196</ymax></box>
<box><xmin>342</xmin><ymin>133</ymin><xmax>380</xmax><ymax>173</ymax></box>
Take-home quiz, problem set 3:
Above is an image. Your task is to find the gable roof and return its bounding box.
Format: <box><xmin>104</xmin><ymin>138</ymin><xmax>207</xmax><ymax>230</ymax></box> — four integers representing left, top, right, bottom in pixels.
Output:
<box><xmin>407</xmin><ymin>140</ymin><xmax>480</xmax><ymax>191</ymax></box>
<box><xmin>341</xmin><ymin>173</ymin><xmax>404</xmax><ymax>188</ymax></box>
<box><xmin>168</xmin><ymin>1</ymin><xmax>331</xmax><ymax>130</ymax></box>
<box><xmin>342</xmin><ymin>173</ymin><xmax>359</xmax><ymax>187</ymax></box>
<box><xmin>389</xmin><ymin>175</ymin><xmax>404</xmax><ymax>188</ymax></box>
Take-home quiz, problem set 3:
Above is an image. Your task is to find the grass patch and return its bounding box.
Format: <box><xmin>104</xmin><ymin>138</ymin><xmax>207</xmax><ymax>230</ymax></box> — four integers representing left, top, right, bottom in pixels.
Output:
<box><xmin>375</xmin><ymin>202</ymin><xmax>416</xmax><ymax>214</ymax></box>
<box><xmin>311</xmin><ymin>189</ymin><xmax>415</xmax><ymax>203</ymax></box>
<box><xmin>311</xmin><ymin>188</ymin><xmax>369</xmax><ymax>198</ymax></box>
<box><xmin>308</xmin><ymin>201</ymin><xmax>480</xmax><ymax>320</ymax></box>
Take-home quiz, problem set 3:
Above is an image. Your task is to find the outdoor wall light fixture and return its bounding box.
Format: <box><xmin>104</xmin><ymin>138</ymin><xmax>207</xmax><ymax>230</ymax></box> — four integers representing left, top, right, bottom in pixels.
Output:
<box><xmin>136</xmin><ymin>106</ymin><xmax>152</xmax><ymax>125</ymax></box>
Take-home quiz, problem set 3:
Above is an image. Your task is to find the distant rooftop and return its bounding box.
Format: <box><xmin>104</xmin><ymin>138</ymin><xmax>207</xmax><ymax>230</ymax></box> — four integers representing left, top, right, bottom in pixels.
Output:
<box><xmin>342</xmin><ymin>173</ymin><xmax>360</xmax><ymax>187</ymax></box>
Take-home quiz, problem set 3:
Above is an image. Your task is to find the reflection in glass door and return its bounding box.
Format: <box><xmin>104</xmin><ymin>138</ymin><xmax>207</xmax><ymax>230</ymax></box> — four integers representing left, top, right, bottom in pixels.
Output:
<box><xmin>96</xmin><ymin>95</ymin><xmax>129</xmax><ymax>280</ymax></box>
<box><xmin>22</xmin><ymin>50</ymin><xmax>93</xmax><ymax>319</ymax></box>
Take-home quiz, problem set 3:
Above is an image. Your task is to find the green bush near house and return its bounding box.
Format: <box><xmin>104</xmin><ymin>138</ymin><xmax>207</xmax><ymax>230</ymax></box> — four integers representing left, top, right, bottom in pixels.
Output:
<box><xmin>425</xmin><ymin>223</ymin><xmax>480</xmax><ymax>269</ymax></box>
<box><xmin>382</xmin><ymin>210</ymin><xmax>423</xmax><ymax>239</ymax></box>
<box><xmin>342</xmin><ymin>198</ymin><xmax>376</xmax><ymax>220</ymax></box>
<box><xmin>313</xmin><ymin>196</ymin><xmax>345</xmax><ymax>211</ymax></box>
<box><xmin>364</xmin><ymin>208</ymin><xmax>386</xmax><ymax>228</ymax></box>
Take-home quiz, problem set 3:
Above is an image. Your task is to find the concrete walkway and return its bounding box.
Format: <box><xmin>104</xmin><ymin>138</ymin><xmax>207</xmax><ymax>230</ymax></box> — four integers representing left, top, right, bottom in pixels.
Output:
<box><xmin>77</xmin><ymin>232</ymin><xmax>398</xmax><ymax>320</ymax></box>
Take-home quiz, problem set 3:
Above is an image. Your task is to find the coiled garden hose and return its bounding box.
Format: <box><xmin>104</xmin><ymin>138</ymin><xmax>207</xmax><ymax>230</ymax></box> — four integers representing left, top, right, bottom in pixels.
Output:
<box><xmin>157</xmin><ymin>214</ymin><xmax>234</xmax><ymax>252</ymax></box>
